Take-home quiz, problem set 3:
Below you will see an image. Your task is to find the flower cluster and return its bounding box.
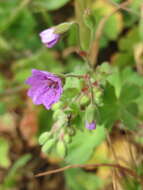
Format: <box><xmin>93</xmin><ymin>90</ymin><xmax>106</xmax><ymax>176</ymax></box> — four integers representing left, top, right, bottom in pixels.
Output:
<box><xmin>26</xmin><ymin>26</ymin><xmax>96</xmax><ymax>131</ymax></box>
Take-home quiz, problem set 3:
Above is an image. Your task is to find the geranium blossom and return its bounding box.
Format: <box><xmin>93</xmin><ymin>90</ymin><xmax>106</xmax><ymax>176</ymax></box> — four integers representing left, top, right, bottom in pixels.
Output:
<box><xmin>26</xmin><ymin>69</ymin><xmax>63</xmax><ymax>109</ymax></box>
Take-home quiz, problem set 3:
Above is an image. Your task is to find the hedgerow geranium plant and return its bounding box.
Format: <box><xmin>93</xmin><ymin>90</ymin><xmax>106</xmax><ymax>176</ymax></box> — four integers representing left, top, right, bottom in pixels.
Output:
<box><xmin>23</xmin><ymin>0</ymin><xmax>143</xmax><ymax>186</ymax></box>
<box><xmin>1</xmin><ymin>0</ymin><xmax>143</xmax><ymax>189</ymax></box>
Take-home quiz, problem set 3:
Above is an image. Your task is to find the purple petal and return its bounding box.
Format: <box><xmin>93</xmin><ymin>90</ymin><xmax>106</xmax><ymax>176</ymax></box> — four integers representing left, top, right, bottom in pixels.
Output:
<box><xmin>86</xmin><ymin>122</ymin><xmax>96</xmax><ymax>130</ymax></box>
<box><xmin>45</xmin><ymin>38</ymin><xmax>59</xmax><ymax>48</ymax></box>
<box><xmin>27</xmin><ymin>84</ymin><xmax>48</xmax><ymax>105</ymax></box>
<box><xmin>26</xmin><ymin>69</ymin><xmax>63</xmax><ymax>110</ymax></box>
<box><xmin>39</xmin><ymin>28</ymin><xmax>60</xmax><ymax>48</ymax></box>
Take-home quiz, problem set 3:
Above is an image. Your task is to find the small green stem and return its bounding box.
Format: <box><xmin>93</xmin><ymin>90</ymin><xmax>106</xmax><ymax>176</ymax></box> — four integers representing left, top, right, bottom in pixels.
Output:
<box><xmin>87</xmin><ymin>75</ymin><xmax>94</xmax><ymax>104</ymax></box>
<box><xmin>55</xmin><ymin>73</ymin><xmax>84</xmax><ymax>79</ymax></box>
<box><xmin>75</xmin><ymin>0</ymin><xmax>92</xmax><ymax>50</ymax></box>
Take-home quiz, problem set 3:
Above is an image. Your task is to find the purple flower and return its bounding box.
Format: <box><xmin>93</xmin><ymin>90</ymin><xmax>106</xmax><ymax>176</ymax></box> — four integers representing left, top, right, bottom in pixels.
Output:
<box><xmin>26</xmin><ymin>69</ymin><xmax>63</xmax><ymax>110</ymax></box>
<box><xmin>39</xmin><ymin>28</ymin><xmax>60</xmax><ymax>48</ymax></box>
<box><xmin>86</xmin><ymin>122</ymin><xmax>96</xmax><ymax>130</ymax></box>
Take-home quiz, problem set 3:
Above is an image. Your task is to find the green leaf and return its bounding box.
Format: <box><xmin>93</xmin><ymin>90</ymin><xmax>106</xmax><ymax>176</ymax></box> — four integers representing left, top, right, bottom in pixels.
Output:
<box><xmin>0</xmin><ymin>138</ymin><xmax>10</xmax><ymax>168</ymax></box>
<box><xmin>99</xmin><ymin>104</ymin><xmax>118</xmax><ymax>128</ymax></box>
<box><xmin>119</xmin><ymin>27</ymin><xmax>140</xmax><ymax>52</ymax></box>
<box><xmin>69</xmin><ymin>102</ymin><xmax>80</xmax><ymax>115</ymax></box>
<box><xmin>119</xmin><ymin>107</ymin><xmax>138</xmax><ymax>130</ymax></box>
<box><xmin>99</xmin><ymin>83</ymin><xmax>119</xmax><ymax>128</ymax></box>
<box><xmin>119</xmin><ymin>84</ymin><xmax>140</xmax><ymax>105</ymax></box>
<box><xmin>64</xmin><ymin>76</ymin><xmax>82</xmax><ymax>91</ymax></box>
<box><xmin>65</xmin><ymin>168</ymin><xmax>103</xmax><ymax>190</ymax></box>
<box><xmin>13</xmin><ymin>49</ymin><xmax>64</xmax><ymax>83</ymax></box>
<box><xmin>62</xmin><ymin>88</ymin><xmax>79</xmax><ymax>100</ymax></box>
<box><xmin>102</xmin><ymin>83</ymin><xmax>117</xmax><ymax>105</ymax></box>
<box><xmin>104</xmin><ymin>14</ymin><xmax>122</xmax><ymax>40</ymax></box>
<box><xmin>34</xmin><ymin>0</ymin><xmax>70</xmax><ymax>11</ymax></box>
<box><xmin>66</xmin><ymin>125</ymin><xmax>105</xmax><ymax>164</ymax></box>
<box><xmin>0</xmin><ymin>102</ymin><xmax>6</xmax><ymax>115</ymax></box>
<box><xmin>112</xmin><ymin>52</ymin><xmax>134</xmax><ymax>68</ymax></box>
<box><xmin>119</xmin><ymin>83</ymin><xmax>140</xmax><ymax>130</ymax></box>
<box><xmin>0</xmin><ymin>0</ymin><xmax>20</xmax><ymax>31</ymax></box>
<box><xmin>75</xmin><ymin>0</ymin><xmax>91</xmax><ymax>50</ymax></box>
<box><xmin>97</xmin><ymin>62</ymin><xmax>111</xmax><ymax>74</ymax></box>
<box><xmin>4</xmin><ymin>154</ymin><xmax>31</xmax><ymax>187</ymax></box>
<box><xmin>0</xmin><ymin>36</ymin><xmax>11</xmax><ymax>52</ymax></box>
<box><xmin>121</xmin><ymin>67</ymin><xmax>143</xmax><ymax>86</ymax></box>
<box><xmin>129</xmin><ymin>0</ymin><xmax>142</xmax><ymax>11</ymax></box>
<box><xmin>139</xmin><ymin>11</ymin><xmax>143</xmax><ymax>41</ymax></box>
<box><xmin>38</xmin><ymin>108</ymin><xmax>53</xmax><ymax>136</ymax></box>
<box><xmin>6</xmin><ymin>8</ymin><xmax>38</xmax><ymax>51</ymax></box>
<box><xmin>14</xmin><ymin>69</ymin><xmax>31</xmax><ymax>83</ymax></box>
<box><xmin>0</xmin><ymin>74</ymin><xmax>5</xmax><ymax>93</ymax></box>
<box><xmin>67</xmin><ymin>24</ymin><xmax>79</xmax><ymax>46</ymax></box>
<box><xmin>92</xmin><ymin>0</ymin><xmax>123</xmax><ymax>43</ymax></box>
<box><xmin>107</xmin><ymin>69</ymin><xmax>122</xmax><ymax>98</ymax></box>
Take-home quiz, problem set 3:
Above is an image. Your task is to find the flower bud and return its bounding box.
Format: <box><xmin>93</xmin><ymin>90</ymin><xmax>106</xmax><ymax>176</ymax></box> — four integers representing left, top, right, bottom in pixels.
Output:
<box><xmin>80</xmin><ymin>95</ymin><xmax>90</xmax><ymax>106</ymax></box>
<box><xmin>85</xmin><ymin>104</ymin><xmax>95</xmax><ymax>123</ymax></box>
<box><xmin>67</xmin><ymin>127</ymin><xmax>75</xmax><ymax>136</ymax></box>
<box><xmin>52</xmin><ymin>101</ymin><xmax>63</xmax><ymax>110</ymax></box>
<box><xmin>39</xmin><ymin>28</ymin><xmax>60</xmax><ymax>48</ymax></box>
<box><xmin>64</xmin><ymin>134</ymin><xmax>71</xmax><ymax>143</ymax></box>
<box><xmin>42</xmin><ymin>139</ymin><xmax>55</xmax><ymax>153</ymax></box>
<box><xmin>53</xmin><ymin>109</ymin><xmax>67</xmax><ymax>121</ymax></box>
<box><xmin>56</xmin><ymin>141</ymin><xmax>66</xmax><ymax>158</ymax></box>
<box><xmin>38</xmin><ymin>132</ymin><xmax>52</xmax><ymax>145</ymax></box>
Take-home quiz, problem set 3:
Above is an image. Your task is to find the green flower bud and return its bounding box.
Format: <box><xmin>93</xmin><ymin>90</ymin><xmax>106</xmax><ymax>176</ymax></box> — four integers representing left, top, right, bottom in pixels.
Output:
<box><xmin>64</xmin><ymin>134</ymin><xmax>71</xmax><ymax>143</ymax></box>
<box><xmin>38</xmin><ymin>132</ymin><xmax>52</xmax><ymax>145</ymax></box>
<box><xmin>42</xmin><ymin>139</ymin><xmax>55</xmax><ymax>153</ymax></box>
<box><xmin>53</xmin><ymin>109</ymin><xmax>67</xmax><ymax>121</ymax></box>
<box><xmin>56</xmin><ymin>141</ymin><xmax>66</xmax><ymax>158</ymax></box>
<box><xmin>85</xmin><ymin>104</ymin><xmax>96</xmax><ymax>123</ymax></box>
<box><xmin>54</xmin><ymin>22</ymin><xmax>74</xmax><ymax>34</ymax></box>
<box><xmin>94</xmin><ymin>90</ymin><xmax>103</xmax><ymax>106</ymax></box>
<box><xmin>80</xmin><ymin>95</ymin><xmax>90</xmax><ymax>105</ymax></box>
<box><xmin>67</xmin><ymin>127</ymin><xmax>75</xmax><ymax>136</ymax></box>
<box><xmin>52</xmin><ymin>101</ymin><xmax>63</xmax><ymax>110</ymax></box>
<box><xmin>94</xmin><ymin>90</ymin><xmax>102</xmax><ymax>99</ymax></box>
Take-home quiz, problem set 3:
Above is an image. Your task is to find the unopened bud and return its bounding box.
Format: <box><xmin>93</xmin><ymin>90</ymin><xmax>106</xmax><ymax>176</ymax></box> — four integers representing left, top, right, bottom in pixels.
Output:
<box><xmin>67</xmin><ymin>127</ymin><xmax>75</xmax><ymax>136</ymax></box>
<box><xmin>64</xmin><ymin>134</ymin><xmax>71</xmax><ymax>143</ymax></box>
<box><xmin>38</xmin><ymin>132</ymin><xmax>52</xmax><ymax>145</ymax></box>
<box><xmin>85</xmin><ymin>104</ymin><xmax>95</xmax><ymax>123</ymax></box>
<box><xmin>57</xmin><ymin>141</ymin><xmax>66</xmax><ymax>158</ymax></box>
<box><xmin>52</xmin><ymin>101</ymin><xmax>63</xmax><ymax>110</ymax></box>
<box><xmin>80</xmin><ymin>95</ymin><xmax>90</xmax><ymax>105</ymax></box>
<box><xmin>42</xmin><ymin>139</ymin><xmax>55</xmax><ymax>153</ymax></box>
<box><xmin>53</xmin><ymin>109</ymin><xmax>67</xmax><ymax>124</ymax></box>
